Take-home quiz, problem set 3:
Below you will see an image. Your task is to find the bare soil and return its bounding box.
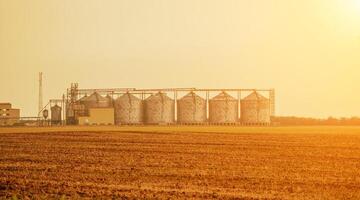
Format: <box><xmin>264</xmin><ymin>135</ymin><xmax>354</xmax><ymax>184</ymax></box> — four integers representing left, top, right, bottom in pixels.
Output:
<box><xmin>1</xmin><ymin>126</ymin><xmax>360</xmax><ymax>199</ymax></box>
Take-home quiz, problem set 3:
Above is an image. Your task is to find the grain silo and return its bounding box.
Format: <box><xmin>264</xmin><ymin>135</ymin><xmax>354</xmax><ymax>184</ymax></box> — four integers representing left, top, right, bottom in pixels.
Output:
<box><xmin>209</xmin><ymin>92</ymin><xmax>238</xmax><ymax>123</ymax></box>
<box><xmin>114</xmin><ymin>93</ymin><xmax>144</xmax><ymax>125</ymax></box>
<box><xmin>51</xmin><ymin>104</ymin><xmax>62</xmax><ymax>125</ymax></box>
<box><xmin>145</xmin><ymin>92</ymin><xmax>175</xmax><ymax>124</ymax></box>
<box><xmin>80</xmin><ymin>92</ymin><xmax>111</xmax><ymax>109</ymax></box>
<box><xmin>241</xmin><ymin>91</ymin><xmax>271</xmax><ymax>125</ymax></box>
<box><xmin>177</xmin><ymin>92</ymin><xmax>207</xmax><ymax>124</ymax></box>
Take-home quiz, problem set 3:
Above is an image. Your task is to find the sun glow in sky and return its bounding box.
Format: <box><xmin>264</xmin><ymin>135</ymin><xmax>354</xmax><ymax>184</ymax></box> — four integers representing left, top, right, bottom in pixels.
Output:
<box><xmin>0</xmin><ymin>0</ymin><xmax>359</xmax><ymax>118</ymax></box>
<box><xmin>350</xmin><ymin>0</ymin><xmax>360</xmax><ymax>11</ymax></box>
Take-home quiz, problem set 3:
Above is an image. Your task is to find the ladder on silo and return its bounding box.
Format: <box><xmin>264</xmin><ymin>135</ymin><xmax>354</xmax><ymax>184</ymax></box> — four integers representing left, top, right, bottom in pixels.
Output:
<box><xmin>269</xmin><ymin>89</ymin><xmax>275</xmax><ymax>117</ymax></box>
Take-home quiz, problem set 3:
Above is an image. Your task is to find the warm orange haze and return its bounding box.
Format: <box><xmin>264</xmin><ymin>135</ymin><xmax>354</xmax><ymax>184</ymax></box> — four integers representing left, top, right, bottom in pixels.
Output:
<box><xmin>0</xmin><ymin>0</ymin><xmax>359</xmax><ymax>118</ymax></box>
<box><xmin>1</xmin><ymin>0</ymin><xmax>360</xmax><ymax>199</ymax></box>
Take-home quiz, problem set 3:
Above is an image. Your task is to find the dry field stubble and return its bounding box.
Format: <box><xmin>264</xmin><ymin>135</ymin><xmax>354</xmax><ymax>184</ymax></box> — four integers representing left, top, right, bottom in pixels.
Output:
<box><xmin>1</xmin><ymin>126</ymin><xmax>360</xmax><ymax>199</ymax></box>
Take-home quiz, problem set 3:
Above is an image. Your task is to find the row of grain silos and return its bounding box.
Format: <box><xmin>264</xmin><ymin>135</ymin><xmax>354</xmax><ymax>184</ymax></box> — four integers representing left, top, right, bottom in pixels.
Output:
<box><xmin>114</xmin><ymin>92</ymin><xmax>175</xmax><ymax>124</ymax></box>
<box><xmin>177</xmin><ymin>91</ymin><xmax>271</xmax><ymax>124</ymax></box>
<box><xmin>70</xmin><ymin>91</ymin><xmax>271</xmax><ymax>125</ymax></box>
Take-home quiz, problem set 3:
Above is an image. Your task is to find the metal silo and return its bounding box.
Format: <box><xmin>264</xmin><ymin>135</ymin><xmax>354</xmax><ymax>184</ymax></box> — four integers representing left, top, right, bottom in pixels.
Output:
<box><xmin>177</xmin><ymin>92</ymin><xmax>207</xmax><ymax>124</ymax></box>
<box><xmin>145</xmin><ymin>92</ymin><xmax>175</xmax><ymax>124</ymax></box>
<box><xmin>241</xmin><ymin>92</ymin><xmax>271</xmax><ymax>125</ymax></box>
<box><xmin>51</xmin><ymin>104</ymin><xmax>62</xmax><ymax>125</ymax></box>
<box><xmin>114</xmin><ymin>93</ymin><xmax>144</xmax><ymax>125</ymax></box>
<box><xmin>209</xmin><ymin>92</ymin><xmax>238</xmax><ymax>123</ymax></box>
<box><xmin>81</xmin><ymin>92</ymin><xmax>111</xmax><ymax>109</ymax></box>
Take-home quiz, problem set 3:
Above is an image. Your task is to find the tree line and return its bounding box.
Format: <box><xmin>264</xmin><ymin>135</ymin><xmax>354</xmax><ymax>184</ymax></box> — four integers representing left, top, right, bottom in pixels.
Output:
<box><xmin>271</xmin><ymin>116</ymin><xmax>360</xmax><ymax>126</ymax></box>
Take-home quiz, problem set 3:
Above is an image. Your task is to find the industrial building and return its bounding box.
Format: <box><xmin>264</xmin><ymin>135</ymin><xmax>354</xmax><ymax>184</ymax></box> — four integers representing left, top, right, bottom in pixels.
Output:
<box><xmin>78</xmin><ymin>108</ymin><xmax>114</xmax><ymax>125</ymax></box>
<box><xmin>12</xmin><ymin>72</ymin><xmax>274</xmax><ymax>126</ymax></box>
<box><xmin>71</xmin><ymin>92</ymin><xmax>114</xmax><ymax>125</ymax></box>
<box><xmin>0</xmin><ymin>103</ymin><xmax>20</xmax><ymax>126</ymax></box>
<box><xmin>35</xmin><ymin>83</ymin><xmax>275</xmax><ymax>126</ymax></box>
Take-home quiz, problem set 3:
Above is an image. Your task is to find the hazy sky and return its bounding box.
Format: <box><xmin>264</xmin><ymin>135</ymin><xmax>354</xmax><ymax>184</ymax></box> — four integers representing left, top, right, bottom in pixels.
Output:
<box><xmin>0</xmin><ymin>0</ymin><xmax>359</xmax><ymax>117</ymax></box>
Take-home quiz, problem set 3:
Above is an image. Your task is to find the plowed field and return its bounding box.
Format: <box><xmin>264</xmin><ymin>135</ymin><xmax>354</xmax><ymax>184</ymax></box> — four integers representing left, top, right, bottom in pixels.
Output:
<box><xmin>1</xmin><ymin>126</ymin><xmax>360</xmax><ymax>199</ymax></box>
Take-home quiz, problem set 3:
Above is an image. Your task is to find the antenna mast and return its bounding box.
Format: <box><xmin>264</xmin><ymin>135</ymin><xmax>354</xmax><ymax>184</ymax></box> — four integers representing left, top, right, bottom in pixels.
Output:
<box><xmin>38</xmin><ymin>72</ymin><xmax>43</xmax><ymax>117</ymax></box>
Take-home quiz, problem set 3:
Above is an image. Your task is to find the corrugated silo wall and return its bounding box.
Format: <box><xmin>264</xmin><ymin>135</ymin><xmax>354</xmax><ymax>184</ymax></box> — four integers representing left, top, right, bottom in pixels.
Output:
<box><xmin>177</xmin><ymin>95</ymin><xmax>207</xmax><ymax>123</ymax></box>
<box><xmin>51</xmin><ymin>106</ymin><xmax>62</xmax><ymax>124</ymax></box>
<box><xmin>145</xmin><ymin>96</ymin><xmax>175</xmax><ymax>124</ymax></box>
<box><xmin>258</xmin><ymin>99</ymin><xmax>271</xmax><ymax>124</ymax></box>
<box><xmin>241</xmin><ymin>99</ymin><xmax>271</xmax><ymax>124</ymax></box>
<box><xmin>209</xmin><ymin>100</ymin><xmax>238</xmax><ymax>123</ymax></box>
<box><xmin>115</xmin><ymin>94</ymin><xmax>144</xmax><ymax>125</ymax></box>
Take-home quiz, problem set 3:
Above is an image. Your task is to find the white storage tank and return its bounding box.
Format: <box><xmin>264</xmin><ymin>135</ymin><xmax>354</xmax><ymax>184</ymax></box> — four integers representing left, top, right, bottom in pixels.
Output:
<box><xmin>209</xmin><ymin>92</ymin><xmax>238</xmax><ymax>123</ymax></box>
<box><xmin>145</xmin><ymin>92</ymin><xmax>175</xmax><ymax>124</ymax></box>
<box><xmin>241</xmin><ymin>91</ymin><xmax>271</xmax><ymax>125</ymax></box>
<box><xmin>114</xmin><ymin>93</ymin><xmax>144</xmax><ymax>125</ymax></box>
<box><xmin>177</xmin><ymin>92</ymin><xmax>207</xmax><ymax>123</ymax></box>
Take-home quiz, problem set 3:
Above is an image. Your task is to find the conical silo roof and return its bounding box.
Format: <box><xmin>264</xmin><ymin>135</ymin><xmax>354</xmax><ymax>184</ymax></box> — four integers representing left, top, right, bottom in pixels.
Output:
<box><xmin>243</xmin><ymin>92</ymin><xmax>268</xmax><ymax>101</ymax></box>
<box><xmin>211</xmin><ymin>92</ymin><xmax>236</xmax><ymax>101</ymax></box>
<box><xmin>83</xmin><ymin>92</ymin><xmax>108</xmax><ymax>102</ymax></box>
<box><xmin>146</xmin><ymin>92</ymin><xmax>173</xmax><ymax>101</ymax></box>
<box><xmin>52</xmin><ymin>104</ymin><xmax>61</xmax><ymax>109</ymax></box>
<box><xmin>179</xmin><ymin>92</ymin><xmax>204</xmax><ymax>101</ymax></box>
<box><xmin>79</xmin><ymin>92</ymin><xmax>111</xmax><ymax>108</ymax></box>
<box><xmin>116</xmin><ymin>93</ymin><xmax>140</xmax><ymax>102</ymax></box>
